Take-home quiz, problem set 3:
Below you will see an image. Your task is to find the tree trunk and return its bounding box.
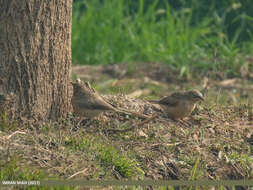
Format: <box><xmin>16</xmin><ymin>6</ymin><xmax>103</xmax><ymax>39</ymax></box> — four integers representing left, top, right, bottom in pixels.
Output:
<box><xmin>0</xmin><ymin>0</ymin><xmax>72</xmax><ymax>121</ymax></box>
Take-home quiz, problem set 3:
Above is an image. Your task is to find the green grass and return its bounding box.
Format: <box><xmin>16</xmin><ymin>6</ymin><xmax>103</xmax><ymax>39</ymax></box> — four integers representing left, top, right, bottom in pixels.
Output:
<box><xmin>72</xmin><ymin>0</ymin><xmax>253</xmax><ymax>76</ymax></box>
<box><xmin>64</xmin><ymin>134</ymin><xmax>144</xmax><ymax>178</ymax></box>
<box><xmin>0</xmin><ymin>156</ymin><xmax>42</xmax><ymax>180</ymax></box>
<box><xmin>72</xmin><ymin>0</ymin><xmax>211</xmax><ymax>66</ymax></box>
<box><xmin>0</xmin><ymin>156</ymin><xmax>64</xmax><ymax>190</ymax></box>
<box><xmin>0</xmin><ymin>112</ymin><xmax>18</xmax><ymax>132</ymax></box>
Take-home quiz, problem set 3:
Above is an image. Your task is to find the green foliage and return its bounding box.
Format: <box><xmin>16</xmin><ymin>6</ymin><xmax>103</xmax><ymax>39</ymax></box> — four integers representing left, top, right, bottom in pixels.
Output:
<box><xmin>0</xmin><ymin>157</ymin><xmax>74</xmax><ymax>190</ymax></box>
<box><xmin>72</xmin><ymin>0</ymin><xmax>210</xmax><ymax>66</ymax></box>
<box><xmin>189</xmin><ymin>156</ymin><xmax>201</xmax><ymax>181</ymax></box>
<box><xmin>72</xmin><ymin>0</ymin><xmax>253</xmax><ymax>75</ymax></box>
<box><xmin>0</xmin><ymin>158</ymin><xmax>44</xmax><ymax>180</ymax></box>
<box><xmin>97</xmin><ymin>145</ymin><xmax>140</xmax><ymax>178</ymax></box>
<box><xmin>64</xmin><ymin>135</ymin><xmax>144</xmax><ymax>178</ymax></box>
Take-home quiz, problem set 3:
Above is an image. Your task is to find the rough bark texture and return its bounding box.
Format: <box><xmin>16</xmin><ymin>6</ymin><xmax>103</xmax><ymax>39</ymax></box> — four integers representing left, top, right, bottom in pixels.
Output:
<box><xmin>0</xmin><ymin>0</ymin><xmax>72</xmax><ymax>121</ymax></box>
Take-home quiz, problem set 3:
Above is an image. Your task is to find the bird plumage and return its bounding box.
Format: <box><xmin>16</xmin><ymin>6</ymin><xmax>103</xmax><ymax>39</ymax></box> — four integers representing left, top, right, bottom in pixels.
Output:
<box><xmin>149</xmin><ymin>90</ymin><xmax>204</xmax><ymax>120</ymax></box>
<box><xmin>71</xmin><ymin>80</ymin><xmax>117</xmax><ymax>118</ymax></box>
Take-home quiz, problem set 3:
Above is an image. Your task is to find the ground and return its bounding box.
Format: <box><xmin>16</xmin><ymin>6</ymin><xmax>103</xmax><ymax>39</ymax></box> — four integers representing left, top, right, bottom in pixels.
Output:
<box><xmin>0</xmin><ymin>62</ymin><xmax>253</xmax><ymax>189</ymax></box>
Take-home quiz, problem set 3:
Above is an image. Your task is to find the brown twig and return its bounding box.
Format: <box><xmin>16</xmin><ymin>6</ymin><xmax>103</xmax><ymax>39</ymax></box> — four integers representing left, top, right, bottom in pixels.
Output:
<box><xmin>67</xmin><ymin>168</ymin><xmax>88</xmax><ymax>179</ymax></box>
<box><xmin>0</xmin><ymin>131</ymin><xmax>26</xmax><ymax>140</ymax></box>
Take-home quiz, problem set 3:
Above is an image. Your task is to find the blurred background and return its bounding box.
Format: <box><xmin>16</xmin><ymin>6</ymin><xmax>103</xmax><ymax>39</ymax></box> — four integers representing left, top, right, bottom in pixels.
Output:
<box><xmin>72</xmin><ymin>0</ymin><xmax>253</xmax><ymax>78</ymax></box>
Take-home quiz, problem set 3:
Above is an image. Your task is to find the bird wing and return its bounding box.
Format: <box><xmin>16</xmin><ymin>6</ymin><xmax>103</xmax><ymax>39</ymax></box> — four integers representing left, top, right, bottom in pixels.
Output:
<box><xmin>72</xmin><ymin>82</ymin><xmax>115</xmax><ymax>111</ymax></box>
<box><xmin>90</xmin><ymin>96</ymin><xmax>116</xmax><ymax>111</ymax></box>
<box><xmin>74</xmin><ymin>97</ymin><xmax>114</xmax><ymax>111</ymax></box>
<box><xmin>158</xmin><ymin>92</ymin><xmax>183</xmax><ymax>106</ymax></box>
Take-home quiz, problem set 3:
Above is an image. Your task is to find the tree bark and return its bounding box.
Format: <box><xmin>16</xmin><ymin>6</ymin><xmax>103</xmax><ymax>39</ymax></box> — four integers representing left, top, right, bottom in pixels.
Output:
<box><xmin>0</xmin><ymin>0</ymin><xmax>72</xmax><ymax>121</ymax></box>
